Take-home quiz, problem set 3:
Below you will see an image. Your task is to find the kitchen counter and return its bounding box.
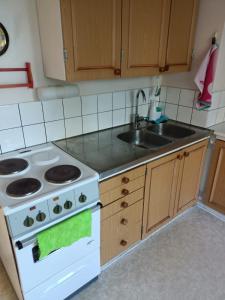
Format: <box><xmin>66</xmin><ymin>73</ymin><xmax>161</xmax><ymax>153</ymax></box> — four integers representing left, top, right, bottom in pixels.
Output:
<box><xmin>55</xmin><ymin>120</ymin><xmax>211</xmax><ymax>181</ymax></box>
<box><xmin>210</xmin><ymin>122</ymin><xmax>225</xmax><ymax>141</ymax></box>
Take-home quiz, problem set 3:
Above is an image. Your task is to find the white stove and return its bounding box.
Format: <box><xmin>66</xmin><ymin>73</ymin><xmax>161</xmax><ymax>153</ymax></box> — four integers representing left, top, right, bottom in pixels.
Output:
<box><xmin>0</xmin><ymin>143</ymin><xmax>101</xmax><ymax>300</ymax></box>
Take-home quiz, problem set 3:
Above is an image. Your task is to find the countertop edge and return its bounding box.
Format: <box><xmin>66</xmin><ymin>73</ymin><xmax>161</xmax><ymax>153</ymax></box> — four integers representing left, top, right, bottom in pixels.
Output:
<box><xmin>99</xmin><ymin>135</ymin><xmax>210</xmax><ymax>181</ymax></box>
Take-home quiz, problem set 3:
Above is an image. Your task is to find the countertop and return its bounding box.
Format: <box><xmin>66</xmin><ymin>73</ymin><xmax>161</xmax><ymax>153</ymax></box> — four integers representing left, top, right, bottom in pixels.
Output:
<box><xmin>54</xmin><ymin>120</ymin><xmax>211</xmax><ymax>181</ymax></box>
<box><xmin>210</xmin><ymin>122</ymin><xmax>225</xmax><ymax>141</ymax></box>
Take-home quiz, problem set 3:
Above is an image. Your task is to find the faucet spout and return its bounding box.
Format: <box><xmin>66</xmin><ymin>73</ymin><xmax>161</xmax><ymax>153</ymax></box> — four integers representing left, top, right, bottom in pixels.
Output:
<box><xmin>134</xmin><ymin>89</ymin><xmax>146</xmax><ymax>129</ymax></box>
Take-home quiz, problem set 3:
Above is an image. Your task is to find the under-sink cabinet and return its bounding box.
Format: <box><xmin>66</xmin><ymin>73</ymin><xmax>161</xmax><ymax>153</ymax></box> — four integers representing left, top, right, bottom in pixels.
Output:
<box><xmin>37</xmin><ymin>0</ymin><xmax>198</xmax><ymax>81</ymax></box>
<box><xmin>204</xmin><ymin>140</ymin><xmax>225</xmax><ymax>214</ymax></box>
<box><xmin>100</xmin><ymin>140</ymin><xmax>208</xmax><ymax>265</ymax></box>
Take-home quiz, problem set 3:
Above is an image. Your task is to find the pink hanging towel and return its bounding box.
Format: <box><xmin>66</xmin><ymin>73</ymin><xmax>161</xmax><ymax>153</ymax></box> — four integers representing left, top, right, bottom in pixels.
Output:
<box><xmin>194</xmin><ymin>43</ymin><xmax>218</xmax><ymax>109</ymax></box>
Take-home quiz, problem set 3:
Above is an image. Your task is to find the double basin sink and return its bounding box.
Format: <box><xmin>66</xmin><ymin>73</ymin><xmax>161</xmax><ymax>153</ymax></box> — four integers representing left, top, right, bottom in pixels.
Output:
<box><xmin>117</xmin><ymin>123</ymin><xmax>196</xmax><ymax>150</ymax></box>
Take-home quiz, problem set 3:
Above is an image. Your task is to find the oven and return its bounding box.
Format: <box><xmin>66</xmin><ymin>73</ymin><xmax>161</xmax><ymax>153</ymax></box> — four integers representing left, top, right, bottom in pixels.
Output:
<box><xmin>13</xmin><ymin>205</ymin><xmax>100</xmax><ymax>300</ymax></box>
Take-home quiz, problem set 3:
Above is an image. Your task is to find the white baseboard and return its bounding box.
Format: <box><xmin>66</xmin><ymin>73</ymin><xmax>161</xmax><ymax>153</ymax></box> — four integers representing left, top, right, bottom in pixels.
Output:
<box><xmin>197</xmin><ymin>202</ymin><xmax>225</xmax><ymax>223</ymax></box>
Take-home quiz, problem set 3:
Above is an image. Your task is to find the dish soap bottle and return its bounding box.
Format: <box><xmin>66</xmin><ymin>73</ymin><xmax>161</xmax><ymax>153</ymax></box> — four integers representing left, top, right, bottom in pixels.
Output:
<box><xmin>149</xmin><ymin>101</ymin><xmax>161</xmax><ymax>121</ymax></box>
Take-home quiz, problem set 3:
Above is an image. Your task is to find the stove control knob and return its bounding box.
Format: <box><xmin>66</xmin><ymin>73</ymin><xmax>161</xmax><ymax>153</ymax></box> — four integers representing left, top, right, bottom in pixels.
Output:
<box><xmin>79</xmin><ymin>193</ymin><xmax>87</xmax><ymax>203</ymax></box>
<box><xmin>53</xmin><ymin>205</ymin><xmax>62</xmax><ymax>214</ymax></box>
<box><xmin>64</xmin><ymin>200</ymin><xmax>73</xmax><ymax>210</ymax></box>
<box><xmin>23</xmin><ymin>216</ymin><xmax>34</xmax><ymax>227</ymax></box>
<box><xmin>36</xmin><ymin>211</ymin><xmax>46</xmax><ymax>222</ymax></box>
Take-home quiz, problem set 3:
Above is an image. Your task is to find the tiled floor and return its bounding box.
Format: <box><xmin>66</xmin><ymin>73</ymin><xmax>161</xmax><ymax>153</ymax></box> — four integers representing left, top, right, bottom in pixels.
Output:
<box><xmin>2</xmin><ymin>207</ymin><xmax>225</xmax><ymax>300</ymax></box>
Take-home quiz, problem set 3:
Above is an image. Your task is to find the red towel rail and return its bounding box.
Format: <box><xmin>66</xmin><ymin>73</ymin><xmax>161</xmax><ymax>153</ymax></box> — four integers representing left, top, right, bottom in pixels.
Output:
<box><xmin>0</xmin><ymin>62</ymin><xmax>33</xmax><ymax>89</ymax></box>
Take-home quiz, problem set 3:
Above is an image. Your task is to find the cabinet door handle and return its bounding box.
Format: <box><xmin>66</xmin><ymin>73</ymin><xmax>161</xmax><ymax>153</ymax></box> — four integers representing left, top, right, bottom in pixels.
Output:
<box><xmin>122</xmin><ymin>176</ymin><xmax>130</xmax><ymax>184</ymax></box>
<box><xmin>120</xmin><ymin>240</ymin><xmax>127</xmax><ymax>246</ymax></box>
<box><xmin>121</xmin><ymin>218</ymin><xmax>128</xmax><ymax>225</ymax></box>
<box><xmin>177</xmin><ymin>154</ymin><xmax>183</xmax><ymax>160</ymax></box>
<box><xmin>159</xmin><ymin>65</ymin><xmax>169</xmax><ymax>72</ymax></box>
<box><xmin>184</xmin><ymin>151</ymin><xmax>190</xmax><ymax>157</ymax></box>
<box><xmin>114</xmin><ymin>68</ymin><xmax>121</xmax><ymax>75</ymax></box>
<box><xmin>121</xmin><ymin>201</ymin><xmax>128</xmax><ymax>208</ymax></box>
<box><xmin>121</xmin><ymin>189</ymin><xmax>129</xmax><ymax>196</ymax></box>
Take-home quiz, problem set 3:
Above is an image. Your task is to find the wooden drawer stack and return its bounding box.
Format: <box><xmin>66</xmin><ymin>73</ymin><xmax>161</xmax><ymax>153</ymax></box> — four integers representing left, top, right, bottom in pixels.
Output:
<box><xmin>100</xmin><ymin>165</ymin><xmax>146</xmax><ymax>265</ymax></box>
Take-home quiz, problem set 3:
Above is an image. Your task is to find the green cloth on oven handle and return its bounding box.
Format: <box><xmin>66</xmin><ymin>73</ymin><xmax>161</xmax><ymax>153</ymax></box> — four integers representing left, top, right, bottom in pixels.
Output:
<box><xmin>37</xmin><ymin>209</ymin><xmax>92</xmax><ymax>260</ymax></box>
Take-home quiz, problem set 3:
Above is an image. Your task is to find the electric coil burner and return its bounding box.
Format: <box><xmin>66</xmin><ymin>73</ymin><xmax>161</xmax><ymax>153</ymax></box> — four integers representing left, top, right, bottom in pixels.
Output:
<box><xmin>45</xmin><ymin>164</ymin><xmax>81</xmax><ymax>184</ymax></box>
<box><xmin>0</xmin><ymin>158</ymin><xmax>28</xmax><ymax>175</ymax></box>
<box><xmin>6</xmin><ymin>178</ymin><xmax>41</xmax><ymax>198</ymax></box>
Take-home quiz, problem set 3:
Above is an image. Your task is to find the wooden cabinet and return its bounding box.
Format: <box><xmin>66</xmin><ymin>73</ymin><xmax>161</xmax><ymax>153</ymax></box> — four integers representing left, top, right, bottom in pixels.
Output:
<box><xmin>121</xmin><ymin>0</ymin><xmax>170</xmax><ymax>77</ymax></box>
<box><xmin>37</xmin><ymin>0</ymin><xmax>198</xmax><ymax>81</ymax></box>
<box><xmin>142</xmin><ymin>152</ymin><xmax>180</xmax><ymax>238</ymax></box>
<box><xmin>204</xmin><ymin>140</ymin><xmax>225</xmax><ymax>213</ymax></box>
<box><xmin>164</xmin><ymin>0</ymin><xmax>198</xmax><ymax>73</ymax></box>
<box><xmin>143</xmin><ymin>140</ymin><xmax>207</xmax><ymax>237</ymax></box>
<box><xmin>174</xmin><ymin>141</ymin><xmax>208</xmax><ymax>214</ymax></box>
<box><xmin>100</xmin><ymin>165</ymin><xmax>145</xmax><ymax>265</ymax></box>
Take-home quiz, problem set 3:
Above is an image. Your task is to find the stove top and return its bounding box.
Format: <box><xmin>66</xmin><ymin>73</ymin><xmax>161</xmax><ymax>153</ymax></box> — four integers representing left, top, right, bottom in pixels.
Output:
<box><xmin>0</xmin><ymin>143</ymin><xmax>99</xmax><ymax>215</ymax></box>
<box><xmin>0</xmin><ymin>158</ymin><xmax>29</xmax><ymax>175</ymax></box>
<box><xmin>45</xmin><ymin>165</ymin><xmax>81</xmax><ymax>184</ymax></box>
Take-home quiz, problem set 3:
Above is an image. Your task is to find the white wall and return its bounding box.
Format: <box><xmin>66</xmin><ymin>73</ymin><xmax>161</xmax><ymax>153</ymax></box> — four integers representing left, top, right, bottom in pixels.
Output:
<box><xmin>162</xmin><ymin>0</ymin><xmax>225</xmax><ymax>91</ymax></box>
<box><xmin>0</xmin><ymin>0</ymin><xmax>53</xmax><ymax>104</ymax></box>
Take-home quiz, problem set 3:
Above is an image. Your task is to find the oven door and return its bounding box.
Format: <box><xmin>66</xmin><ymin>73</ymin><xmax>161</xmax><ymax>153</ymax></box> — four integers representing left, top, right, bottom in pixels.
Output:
<box><xmin>13</xmin><ymin>205</ymin><xmax>100</xmax><ymax>294</ymax></box>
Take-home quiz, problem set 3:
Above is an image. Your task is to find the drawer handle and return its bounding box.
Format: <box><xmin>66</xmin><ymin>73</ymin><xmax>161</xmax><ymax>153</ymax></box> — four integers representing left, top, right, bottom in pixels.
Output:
<box><xmin>121</xmin><ymin>201</ymin><xmax>128</xmax><ymax>208</ymax></box>
<box><xmin>121</xmin><ymin>188</ymin><xmax>129</xmax><ymax>196</ymax></box>
<box><xmin>177</xmin><ymin>154</ymin><xmax>183</xmax><ymax>160</ymax></box>
<box><xmin>184</xmin><ymin>151</ymin><xmax>190</xmax><ymax>157</ymax></box>
<box><xmin>120</xmin><ymin>240</ymin><xmax>127</xmax><ymax>246</ymax></box>
<box><xmin>121</xmin><ymin>218</ymin><xmax>128</xmax><ymax>225</ymax></box>
<box><xmin>122</xmin><ymin>176</ymin><xmax>130</xmax><ymax>184</ymax></box>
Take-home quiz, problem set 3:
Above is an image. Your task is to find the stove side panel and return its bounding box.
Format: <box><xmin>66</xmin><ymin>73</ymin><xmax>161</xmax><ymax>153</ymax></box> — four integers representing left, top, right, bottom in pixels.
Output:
<box><xmin>0</xmin><ymin>207</ymin><xmax>23</xmax><ymax>300</ymax></box>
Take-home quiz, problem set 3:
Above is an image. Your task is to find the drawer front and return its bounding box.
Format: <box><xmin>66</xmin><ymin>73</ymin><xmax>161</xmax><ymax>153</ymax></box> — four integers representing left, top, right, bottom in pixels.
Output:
<box><xmin>101</xmin><ymin>221</ymin><xmax>141</xmax><ymax>265</ymax></box>
<box><xmin>101</xmin><ymin>175</ymin><xmax>145</xmax><ymax>206</ymax></box>
<box><xmin>101</xmin><ymin>201</ymin><xmax>143</xmax><ymax>265</ymax></box>
<box><xmin>101</xmin><ymin>188</ymin><xmax>144</xmax><ymax>221</ymax></box>
<box><xmin>100</xmin><ymin>165</ymin><xmax>146</xmax><ymax>194</ymax></box>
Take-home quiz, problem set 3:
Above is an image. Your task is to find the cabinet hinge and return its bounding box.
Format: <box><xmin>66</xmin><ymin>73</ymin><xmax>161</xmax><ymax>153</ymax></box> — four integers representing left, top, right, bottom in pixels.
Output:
<box><xmin>120</xmin><ymin>49</ymin><xmax>125</xmax><ymax>63</ymax></box>
<box><xmin>63</xmin><ymin>48</ymin><xmax>68</xmax><ymax>62</ymax></box>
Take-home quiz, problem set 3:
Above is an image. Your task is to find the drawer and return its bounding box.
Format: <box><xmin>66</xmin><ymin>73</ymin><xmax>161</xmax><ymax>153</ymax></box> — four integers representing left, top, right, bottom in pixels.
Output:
<box><xmin>101</xmin><ymin>201</ymin><xmax>143</xmax><ymax>265</ymax></box>
<box><xmin>101</xmin><ymin>221</ymin><xmax>142</xmax><ymax>265</ymax></box>
<box><xmin>101</xmin><ymin>188</ymin><xmax>144</xmax><ymax>221</ymax></box>
<box><xmin>100</xmin><ymin>165</ymin><xmax>146</xmax><ymax>194</ymax></box>
<box><xmin>100</xmin><ymin>175</ymin><xmax>145</xmax><ymax>206</ymax></box>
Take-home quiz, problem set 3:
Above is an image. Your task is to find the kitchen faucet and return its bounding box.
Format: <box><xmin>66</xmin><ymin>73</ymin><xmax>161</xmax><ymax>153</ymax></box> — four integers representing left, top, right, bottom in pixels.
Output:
<box><xmin>134</xmin><ymin>89</ymin><xmax>147</xmax><ymax>129</ymax></box>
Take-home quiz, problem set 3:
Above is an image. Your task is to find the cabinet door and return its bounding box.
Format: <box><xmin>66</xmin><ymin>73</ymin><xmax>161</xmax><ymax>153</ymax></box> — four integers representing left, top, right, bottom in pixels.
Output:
<box><xmin>206</xmin><ymin>141</ymin><xmax>225</xmax><ymax>212</ymax></box>
<box><xmin>175</xmin><ymin>141</ymin><xmax>207</xmax><ymax>214</ymax></box>
<box><xmin>142</xmin><ymin>152</ymin><xmax>180</xmax><ymax>238</ymax></box>
<box><xmin>163</xmin><ymin>0</ymin><xmax>198</xmax><ymax>73</ymax></box>
<box><xmin>121</xmin><ymin>0</ymin><xmax>170</xmax><ymax>77</ymax></box>
<box><xmin>61</xmin><ymin>0</ymin><xmax>122</xmax><ymax>81</ymax></box>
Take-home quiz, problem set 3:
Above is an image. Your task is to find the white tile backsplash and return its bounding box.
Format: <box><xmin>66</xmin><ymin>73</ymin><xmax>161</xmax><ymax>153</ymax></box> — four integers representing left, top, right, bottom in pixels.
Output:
<box><xmin>19</xmin><ymin>102</ymin><xmax>44</xmax><ymax>125</ymax></box>
<box><xmin>65</xmin><ymin>117</ymin><xmax>82</xmax><ymax>138</ymax></box>
<box><xmin>82</xmin><ymin>95</ymin><xmax>97</xmax><ymax>115</ymax></box>
<box><xmin>42</xmin><ymin>99</ymin><xmax>64</xmax><ymax>122</ymax></box>
<box><xmin>98</xmin><ymin>111</ymin><xmax>113</xmax><ymax>130</ymax></box>
<box><xmin>179</xmin><ymin>89</ymin><xmax>195</xmax><ymax>107</ymax></box>
<box><xmin>82</xmin><ymin>114</ymin><xmax>98</xmax><ymax>133</ymax></box>
<box><xmin>165</xmin><ymin>103</ymin><xmax>178</xmax><ymax>120</ymax></box>
<box><xmin>113</xmin><ymin>109</ymin><xmax>126</xmax><ymax>127</ymax></box>
<box><xmin>23</xmin><ymin>124</ymin><xmax>46</xmax><ymax>147</ymax></box>
<box><xmin>1</xmin><ymin>86</ymin><xmax>225</xmax><ymax>154</ymax></box>
<box><xmin>45</xmin><ymin>120</ymin><xmax>65</xmax><ymax>141</ymax></box>
<box><xmin>0</xmin><ymin>104</ymin><xmax>21</xmax><ymax>130</ymax></box>
<box><xmin>0</xmin><ymin>128</ymin><xmax>24</xmax><ymax>153</ymax></box>
<box><xmin>177</xmin><ymin>106</ymin><xmax>192</xmax><ymax>124</ymax></box>
<box><xmin>113</xmin><ymin>91</ymin><xmax>126</xmax><ymax>110</ymax></box>
<box><xmin>166</xmin><ymin>87</ymin><xmax>180</xmax><ymax>105</ymax></box>
<box><xmin>63</xmin><ymin>97</ymin><xmax>81</xmax><ymax>118</ymax></box>
<box><xmin>98</xmin><ymin>93</ymin><xmax>112</xmax><ymax>112</ymax></box>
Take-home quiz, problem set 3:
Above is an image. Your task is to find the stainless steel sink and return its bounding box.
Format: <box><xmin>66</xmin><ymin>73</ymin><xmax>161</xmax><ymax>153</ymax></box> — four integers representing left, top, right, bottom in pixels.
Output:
<box><xmin>117</xmin><ymin>129</ymin><xmax>171</xmax><ymax>149</ymax></box>
<box><xmin>147</xmin><ymin>123</ymin><xmax>195</xmax><ymax>139</ymax></box>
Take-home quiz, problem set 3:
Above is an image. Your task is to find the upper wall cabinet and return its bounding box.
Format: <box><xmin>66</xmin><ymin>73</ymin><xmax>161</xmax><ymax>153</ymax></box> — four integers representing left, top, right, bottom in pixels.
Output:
<box><xmin>37</xmin><ymin>0</ymin><xmax>198</xmax><ymax>82</ymax></box>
